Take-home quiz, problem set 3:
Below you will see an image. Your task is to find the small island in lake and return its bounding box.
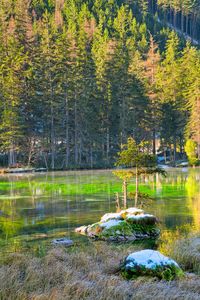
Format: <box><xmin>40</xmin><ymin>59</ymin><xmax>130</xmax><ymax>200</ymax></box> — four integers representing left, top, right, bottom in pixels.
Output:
<box><xmin>75</xmin><ymin>207</ymin><xmax>160</xmax><ymax>241</ymax></box>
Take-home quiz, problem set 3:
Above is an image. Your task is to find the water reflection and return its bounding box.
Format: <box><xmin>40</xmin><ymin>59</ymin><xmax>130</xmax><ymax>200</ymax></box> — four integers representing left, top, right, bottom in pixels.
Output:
<box><xmin>185</xmin><ymin>169</ymin><xmax>200</xmax><ymax>228</ymax></box>
<box><xmin>0</xmin><ymin>168</ymin><xmax>200</xmax><ymax>255</ymax></box>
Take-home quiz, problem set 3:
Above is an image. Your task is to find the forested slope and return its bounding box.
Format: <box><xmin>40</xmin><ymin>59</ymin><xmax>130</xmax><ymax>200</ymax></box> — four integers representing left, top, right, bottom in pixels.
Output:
<box><xmin>153</xmin><ymin>0</ymin><xmax>200</xmax><ymax>42</ymax></box>
<box><xmin>0</xmin><ymin>0</ymin><xmax>199</xmax><ymax>169</ymax></box>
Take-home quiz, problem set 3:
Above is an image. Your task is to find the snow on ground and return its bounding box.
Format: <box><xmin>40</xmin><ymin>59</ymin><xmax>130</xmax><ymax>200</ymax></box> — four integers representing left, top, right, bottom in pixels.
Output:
<box><xmin>126</xmin><ymin>250</ymin><xmax>179</xmax><ymax>269</ymax></box>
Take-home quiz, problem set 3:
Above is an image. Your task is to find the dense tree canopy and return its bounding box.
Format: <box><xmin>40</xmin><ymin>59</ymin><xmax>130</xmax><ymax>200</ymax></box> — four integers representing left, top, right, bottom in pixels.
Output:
<box><xmin>0</xmin><ymin>0</ymin><xmax>199</xmax><ymax>168</ymax></box>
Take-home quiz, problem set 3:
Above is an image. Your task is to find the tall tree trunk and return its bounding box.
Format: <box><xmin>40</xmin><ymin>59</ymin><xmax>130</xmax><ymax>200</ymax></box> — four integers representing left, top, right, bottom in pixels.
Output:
<box><xmin>135</xmin><ymin>166</ymin><xmax>138</xmax><ymax>207</ymax></box>
<box><xmin>50</xmin><ymin>102</ymin><xmax>55</xmax><ymax>170</ymax></box>
<box><xmin>173</xmin><ymin>137</ymin><xmax>176</xmax><ymax>164</ymax></box>
<box><xmin>90</xmin><ymin>146</ymin><xmax>93</xmax><ymax>169</ymax></box>
<box><xmin>50</xmin><ymin>80</ymin><xmax>55</xmax><ymax>170</ymax></box>
<box><xmin>186</xmin><ymin>15</ymin><xmax>189</xmax><ymax>35</ymax></box>
<box><xmin>43</xmin><ymin>151</ymin><xmax>48</xmax><ymax>170</ymax></box>
<box><xmin>65</xmin><ymin>94</ymin><xmax>70</xmax><ymax>169</ymax></box>
<box><xmin>79</xmin><ymin>137</ymin><xmax>82</xmax><ymax>165</ymax></box>
<box><xmin>181</xmin><ymin>12</ymin><xmax>184</xmax><ymax>33</ymax></box>
<box><xmin>106</xmin><ymin>128</ymin><xmax>110</xmax><ymax>164</ymax></box>
<box><xmin>164</xmin><ymin>148</ymin><xmax>167</xmax><ymax>164</ymax></box>
<box><xmin>8</xmin><ymin>145</ymin><xmax>15</xmax><ymax>167</ymax></box>
<box><xmin>115</xmin><ymin>192</ymin><xmax>120</xmax><ymax>211</ymax></box>
<box><xmin>121</xmin><ymin>92</ymin><xmax>126</xmax><ymax>145</ymax></box>
<box><xmin>28</xmin><ymin>138</ymin><xmax>35</xmax><ymax>167</ymax></box>
<box><xmin>197</xmin><ymin>144</ymin><xmax>200</xmax><ymax>160</ymax></box>
<box><xmin>153</xmin><ymin>129</ymin><xmax>156</xmax><ymax>155</ymax></box>
<box><xmin>74</xmin><ymin>93</ymin><xmax>78</xmax><ymax>166</ymax></box>
<box><xmin>123</xmin><ymin>179</ymin><xmax>127</xmax><ymax>209</ymax></box>
<box><xmin>174</xmin><ymin>10</ymin><xmax>176</xmax><ymax>27</ymax></box>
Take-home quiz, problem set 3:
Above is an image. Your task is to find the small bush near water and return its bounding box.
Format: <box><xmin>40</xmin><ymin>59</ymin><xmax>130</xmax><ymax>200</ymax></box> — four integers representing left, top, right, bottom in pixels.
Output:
<box><xmin>1</xmin><ymin>241</ymin><xmax>200</xmax><ymax>300</ymax></box>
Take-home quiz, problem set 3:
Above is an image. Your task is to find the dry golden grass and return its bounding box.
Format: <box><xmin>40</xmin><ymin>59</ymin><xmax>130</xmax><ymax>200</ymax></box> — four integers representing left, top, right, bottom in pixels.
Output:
<box><xmin>1</xmin><ymin>241</ymin><xmax>200</xmax><ymax>300</ymax></box>
<box><xmin>169</xmin><ymin>236</ymin><xmax>200</xmax><ymax>274</ymax></box>
<box><xmin>158</xmin><ymin>226</ymin><xmax>200</xmax><ymax>274</ymax></box>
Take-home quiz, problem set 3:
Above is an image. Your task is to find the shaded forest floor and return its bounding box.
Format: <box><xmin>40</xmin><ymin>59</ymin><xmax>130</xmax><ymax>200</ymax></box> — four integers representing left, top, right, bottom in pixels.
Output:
<box><xmin>1</xmin><ymin>238</ymin><xmax>200</xmax><ymax>300</ymax></box>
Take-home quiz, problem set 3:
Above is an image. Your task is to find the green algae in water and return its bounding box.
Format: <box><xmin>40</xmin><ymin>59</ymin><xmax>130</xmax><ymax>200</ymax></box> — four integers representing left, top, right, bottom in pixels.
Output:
<box><xmin>0</xmin><ymin>168</ymin><xmax>200</xmax><ymax>255</ymax></box>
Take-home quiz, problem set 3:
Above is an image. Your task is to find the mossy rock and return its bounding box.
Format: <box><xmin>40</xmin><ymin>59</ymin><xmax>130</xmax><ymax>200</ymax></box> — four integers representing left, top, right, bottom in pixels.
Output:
<box><xmin>75</xmin><ymin>208</ymin><xmax>160</xmax><ymax>241</ymax></box>
<box><xmin>121</xmin><ymin>250</ymin><xmax>184</xmax><ymax>281</ymax></box>
<box><xmin>120</xmin><ymin>208</ymin><xmax>144</xmax><ymax>220</ymax></box>
<box><xmin>126</xmin><ymin>215</ymin><xmax>157</xmax><ymax>226</ymax></box>
<box><xmin>100</xmin><ymin>213</ymin><xmax>123</xmax><ymax>222</ymax></box>
<box><xmin>86</xmin><ymin>223</ymin><xmax>103</xmax><ymax>236</ymax></box>
<box><xmin>100</xmin><ymin>221</ymin><xmax>133</xmax><ymax>239</ymax></box>
<box><xmin>130</xmin><ymin>224</ymin><xmax>160</xmax><ymax>237</ymax></box>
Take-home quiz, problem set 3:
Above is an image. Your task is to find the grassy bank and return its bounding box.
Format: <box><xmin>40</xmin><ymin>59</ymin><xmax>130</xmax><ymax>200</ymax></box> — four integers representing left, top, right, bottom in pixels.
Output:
<box><xmin>1</xmin><ymin>239</ymin><xmax>200</xmax><ymax>300</ymax></box>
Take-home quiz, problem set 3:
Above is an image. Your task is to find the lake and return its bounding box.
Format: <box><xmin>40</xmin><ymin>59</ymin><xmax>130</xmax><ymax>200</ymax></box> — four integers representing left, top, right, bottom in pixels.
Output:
<box><xmin>0</xmin><ymin>168</ymin><xmax>199</xmax><ymax>257</ymax></box>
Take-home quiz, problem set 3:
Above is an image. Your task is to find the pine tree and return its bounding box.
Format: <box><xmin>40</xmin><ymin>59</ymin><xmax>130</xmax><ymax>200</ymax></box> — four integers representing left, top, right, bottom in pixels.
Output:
<box><xmin>0</xmin><ymin>35</ymin><xmax>26</xmax><ymax>165</ymax></box>
<box><xmin>113</xmin><ymin>137</ymin><xmax>165</xmax><ymax>207</ymax></box>
<box><xmin>182</xmin><ymin>43</ymin><xmax>200</xmax><ymax>157</ymax></box>
<box><xmin>156</xmin><ymin>31</ymin><xmax>184</xmax><ymax>162</ymax></box>
<box><xmin>142</xmin><ymin>34</ymin><xmax>161</xmax><ymax>154</ymax></box>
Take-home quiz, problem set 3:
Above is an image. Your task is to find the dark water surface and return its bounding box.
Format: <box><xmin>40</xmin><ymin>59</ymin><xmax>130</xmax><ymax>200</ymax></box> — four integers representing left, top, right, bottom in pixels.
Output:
<box><xmin>0</xmin><ymin>168</ymin><xmax>199</xmax><ymax>256</ymax></box>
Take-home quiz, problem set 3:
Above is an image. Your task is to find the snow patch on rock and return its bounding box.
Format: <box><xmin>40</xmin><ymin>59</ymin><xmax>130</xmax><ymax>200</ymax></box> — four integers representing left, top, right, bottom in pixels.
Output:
<box><xmin>100</xmin><ymin>219</ymin><xmax>124</xmax><ymax>229</ymax></box>
<box><xmin>75</xmin><ymin>207</ymin><xmax>159</xmax><ymax>241</ymax></box>
<box><xmin>121</xmin><ymin>207</ymin><xmax>144</xmax><ymax>215</ymax></box>
<box><xmin>126</xmin><ymin>249</ymin><xmax>179</xmax><ymax>269</ymax></box>
<box><xmin>101</xmin><ymin>213</ymin><xmax>122</xmax><ymax>222</ymax></box>
<box><xmin>126</xmin><ymin>213</ymin><xmax>155</xmax><ymax>220</ymax></box>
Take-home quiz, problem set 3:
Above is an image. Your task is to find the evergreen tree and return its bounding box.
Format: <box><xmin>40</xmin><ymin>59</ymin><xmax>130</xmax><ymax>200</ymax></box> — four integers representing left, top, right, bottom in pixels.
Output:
<box><xmin>113</xmin><ymin>137</ymin><xmax>165</xmax><ymax>206</ymax></box>
<box><xmin>142</xmin><ymin>34</ymin><xmax>161</xmax><ymax>154</ymax></box>
<box><xmin>0</xmin><ymin>33</ymin><xmax>26</xmax><ymax>165</ymax></box>
<box><xmin>156</xmin><ymin>31</ymin><xmax>185</xmax><ymax>162</ymax></box>
<box><xmin>0</xmin><ymin>0</ymin><xmax>199</xmax><ymax>169</ymax></box>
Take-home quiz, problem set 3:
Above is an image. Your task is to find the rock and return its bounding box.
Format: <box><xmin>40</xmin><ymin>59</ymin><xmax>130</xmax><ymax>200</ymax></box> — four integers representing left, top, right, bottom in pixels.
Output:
<box><xmin>75</xmin><ymin>226</ymin><xmax>88</xmax><ymax>235</ymax></box>
<box><xmin>121</xmin><ymin>249</ymin><xmax>184</xmax><ymax>280</ymax></box>
<box><xmin>75</xmin><ymin>207</ymin><xmax>160</xmax><ymax>242</ymax></box>
<box><xmin>100</xmin><ymin>219</ymin><xmax>124</xmax><ymax>229</ymax></box>
<box><xmin>100</xmin><ymin>213</ymin><xmax>123</xmax><ymax>222</ymax></box>
<box><xmin>86</xmin><ymin>223</ymin><xmax>103</xmax><ymax>236</ymax></box>
<box><xmin>126</xmin><ymin>214</ymin><xmax>158</xmax><ymax>225</ymax></box>
<box><xmin>100</xmin><ymin>220</ymin><xmax>134</xmax><ymax>240</ymax></box>
<box><xmin>120</xmin><ymin>208</ymin><xmax>144</xmax><ymax>219</ymax></box>
<box><xmin>52</xmin><ymin>238</ymin><xmax>74</xmax><ymax>247</ymax></box>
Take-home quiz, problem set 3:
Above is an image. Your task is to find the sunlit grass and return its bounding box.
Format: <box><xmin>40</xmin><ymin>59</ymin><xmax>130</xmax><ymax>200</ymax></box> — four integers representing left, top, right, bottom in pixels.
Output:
<box><xmin>1</xmin><ymin>241</ymin><xmax>200</xmax><ymax>300</ymax></box>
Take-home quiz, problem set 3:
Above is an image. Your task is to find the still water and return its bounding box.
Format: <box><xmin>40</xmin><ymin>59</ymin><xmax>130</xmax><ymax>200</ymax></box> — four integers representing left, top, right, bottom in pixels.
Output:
<box><xmin>0</xmin><ymin>168</ymin><xmax>200</xmax><ymax>255</ymax></box>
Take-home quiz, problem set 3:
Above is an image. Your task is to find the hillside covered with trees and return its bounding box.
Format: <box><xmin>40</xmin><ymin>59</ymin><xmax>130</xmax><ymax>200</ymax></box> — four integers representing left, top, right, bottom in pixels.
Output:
<box><xmin>155</xmin><ymin>0</ymin><xmax>200</xmax><ymax>42</ymax></box>
<box><xmin>0</xmin><ymin>0</ymin><xmax>199</xmax><ymax>169</ymax></box>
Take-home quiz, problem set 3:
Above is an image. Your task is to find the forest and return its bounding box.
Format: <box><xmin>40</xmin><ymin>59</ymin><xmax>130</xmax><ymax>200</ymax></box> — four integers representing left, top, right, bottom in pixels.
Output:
<box><xmin>156</xmin><ymin>0</ymin><xmax>200</xmax><ymax>42</ymax></box>
<box><xmin>0</xmin><ymin>0</ymin><xmax>200</xmax><ymax>169</ymax></box>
